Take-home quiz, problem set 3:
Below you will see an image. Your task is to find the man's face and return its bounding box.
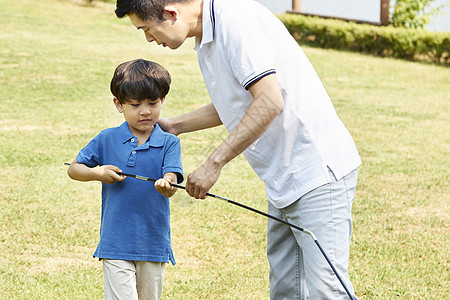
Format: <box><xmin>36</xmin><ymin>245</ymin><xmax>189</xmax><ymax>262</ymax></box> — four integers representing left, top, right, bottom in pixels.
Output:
<box><xmin>129</xmin><ymin>13</ymin><xmax>187</xmax><ymax>50</ymax></box>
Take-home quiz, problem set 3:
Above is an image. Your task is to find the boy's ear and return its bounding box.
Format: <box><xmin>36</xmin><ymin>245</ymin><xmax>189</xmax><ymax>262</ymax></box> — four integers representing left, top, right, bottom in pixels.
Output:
<box><xmin>160</xmin><ymin>97</ymin><xmax>166</xmax><ymax>104</ymax></box>
<box><xmin>163</xmin><ymin>5</ymin><xmax>178</xmax><ymax>21</ymax></box>
<box><xmin>113</xmin><ymin>97</ymin><xmax>123</xmax><ymax>113</ymax></box>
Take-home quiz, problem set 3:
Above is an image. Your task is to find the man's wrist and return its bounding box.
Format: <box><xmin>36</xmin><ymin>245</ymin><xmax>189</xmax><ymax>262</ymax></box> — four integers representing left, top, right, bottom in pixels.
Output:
<box><xmin>207</xmin><ymin>147</ymin><xmax>229</xmax><ymax>170</ymax></box>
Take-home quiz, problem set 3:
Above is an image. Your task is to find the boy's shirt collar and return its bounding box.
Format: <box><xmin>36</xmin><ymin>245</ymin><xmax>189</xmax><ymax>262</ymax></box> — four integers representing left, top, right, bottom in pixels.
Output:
<box><xmin>195</xmin><ymin>0</ymin><xmax>215</xmax><ymax>49</ymax></box>
<box><xmin>118</xmin><ymin>122</ymin><xmax>165</xmax><ymax>148</ymax></box>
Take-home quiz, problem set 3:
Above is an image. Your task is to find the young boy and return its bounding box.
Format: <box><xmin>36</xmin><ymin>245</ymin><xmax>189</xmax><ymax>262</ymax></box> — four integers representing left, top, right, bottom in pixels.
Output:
<box><xmin>67</xmin><ymin>59</ymin><xmax>183</xmax><ymax>300</ymax></box>
<box><xmin>114</xmin><ymin>0</ymin><xmax>361</xmax><ymax>299</ymax></box>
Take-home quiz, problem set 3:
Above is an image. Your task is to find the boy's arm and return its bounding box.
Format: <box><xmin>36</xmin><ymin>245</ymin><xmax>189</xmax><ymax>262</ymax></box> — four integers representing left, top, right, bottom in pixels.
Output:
<box><xmin>67</xmin><ymin>160</ymin><xmax>126</xmax><ymax>184</ymax></box>
<box><xmin>158</xmin><ymin>103</ymin><xmax>223</xmax><ymax>136</ymax></box>
<box><xmin>154</xmin><ymin>172</ymin><xmax>178</xmax><ymax>198</ymax></box>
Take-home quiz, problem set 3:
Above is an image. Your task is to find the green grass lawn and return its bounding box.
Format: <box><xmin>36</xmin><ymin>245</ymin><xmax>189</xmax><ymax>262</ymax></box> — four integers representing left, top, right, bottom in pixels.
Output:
<box><xmin>0</xmin><ymin>0</ymin><xmax>449</xmax><ymax>299</ymax></box>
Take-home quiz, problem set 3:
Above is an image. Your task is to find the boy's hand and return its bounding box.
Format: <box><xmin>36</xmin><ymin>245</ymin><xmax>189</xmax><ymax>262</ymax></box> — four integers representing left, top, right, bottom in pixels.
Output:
<box><xmin>155</xmin><ymin>175</ymin><xmax>177</xmax><ymax>198</ymax></box>
<box><xmin>94</xmin><ymin>165</ymin><xmax>127</xmax><ymax>184</ymax></box>
<box><xmin>67</xmin><ymin>161</ymin><xmax>126</xmax><ymax>184</ymax></box>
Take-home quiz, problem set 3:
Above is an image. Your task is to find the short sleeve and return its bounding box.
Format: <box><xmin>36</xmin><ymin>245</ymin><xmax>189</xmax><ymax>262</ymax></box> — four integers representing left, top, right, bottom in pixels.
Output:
<box><xmin>218</xmin><ymin>4</ymin><xmax>277</xmax><ymax>89</ymax></box>
<box><xmin>162</xmin><ymin>136</ymin><xmax>184</xmax><ymax>183</ymax></box>
<box><xmin>76</xmin><ymin>133</ymin><xmax>103</xmax><ymax>168</ymax></box>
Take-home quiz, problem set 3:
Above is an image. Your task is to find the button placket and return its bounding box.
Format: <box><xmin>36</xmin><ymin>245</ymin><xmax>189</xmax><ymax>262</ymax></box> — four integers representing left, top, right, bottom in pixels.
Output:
<box><xmin>126</xmin><ymin>137</ymin><xmax>138</xmax><ymax>167</ymax></box>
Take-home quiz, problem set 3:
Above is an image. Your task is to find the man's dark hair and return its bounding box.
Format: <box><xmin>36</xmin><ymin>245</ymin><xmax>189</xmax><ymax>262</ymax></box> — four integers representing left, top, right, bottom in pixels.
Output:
<box><xmin>115</xmin><ymin>0</ymin><xmax>191</xmax><ymax>21</ymax></box>
<box><xmin>110</xmin><ymin>59</ymin><xmax>171</xmax><ymax>104</ymax></box>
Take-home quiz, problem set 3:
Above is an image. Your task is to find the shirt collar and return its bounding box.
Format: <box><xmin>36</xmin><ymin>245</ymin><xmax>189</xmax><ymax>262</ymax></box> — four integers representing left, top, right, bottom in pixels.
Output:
<box><xmin>119</xmin><ymin>122</ymin><xmax>135</xmax><ymax>144</ymax></box>
<box><xmin>147</xmin><ymin>124</ymin><xmax>165</xmax><ymax>147</ymax></box>
<box><xmin>195</xmin><ymin>0</ymin><xmax>215</xmax><ymax>49</ymax></box>
<box><xmin>119</xmin><ymin>122</ymin><xmax>165</xmax><ymax>148</ymax></box>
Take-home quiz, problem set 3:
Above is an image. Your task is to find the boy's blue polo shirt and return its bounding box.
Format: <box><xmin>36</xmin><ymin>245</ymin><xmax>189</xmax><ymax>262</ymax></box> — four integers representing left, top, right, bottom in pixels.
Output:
<box><xmin>76</xmin><ymin>122</ymin><xmax>183</xmax><ymax>265</ymax></box>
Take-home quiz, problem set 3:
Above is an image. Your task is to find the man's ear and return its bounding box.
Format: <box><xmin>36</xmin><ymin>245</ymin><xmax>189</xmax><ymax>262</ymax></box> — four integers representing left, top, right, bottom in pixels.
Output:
<box><xmin>113</xmin><ymin>97</ymin><xmax>123</xmax><ymax>113</ymax></box>
<box><xmin>163</xmin><ymin>5</ymin><xmax>178</xmax><ymax>21</ymax></box>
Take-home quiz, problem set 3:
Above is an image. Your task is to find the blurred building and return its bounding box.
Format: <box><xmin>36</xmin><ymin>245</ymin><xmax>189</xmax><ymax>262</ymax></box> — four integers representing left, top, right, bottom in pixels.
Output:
<box><xmin>254</xmin><ymin>0</ymin><xmax>449</xmax><ymax>32</ymax></box>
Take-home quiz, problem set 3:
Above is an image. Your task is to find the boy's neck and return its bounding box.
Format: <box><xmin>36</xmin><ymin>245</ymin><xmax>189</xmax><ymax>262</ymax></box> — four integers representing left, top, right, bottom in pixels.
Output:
<box><xmin>129</xmin><ymin>124</ymin><xmax>155</xmax><ymax>146</ymax></box>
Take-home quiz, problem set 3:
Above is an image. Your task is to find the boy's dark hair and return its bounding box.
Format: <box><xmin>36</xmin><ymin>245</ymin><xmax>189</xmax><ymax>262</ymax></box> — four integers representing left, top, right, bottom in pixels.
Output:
<box><xmin>110</xmin><ymin>59</ymin><xmax>171</xmax><ymax>104</ymax></box>
<box><xmin>115</xmin><ymin>0</ymin><xmax>192</xmax><ymax>21</ymax></box>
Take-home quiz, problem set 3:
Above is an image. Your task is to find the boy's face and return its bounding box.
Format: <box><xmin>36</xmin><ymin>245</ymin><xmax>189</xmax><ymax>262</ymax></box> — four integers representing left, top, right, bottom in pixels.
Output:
<box><xmin>128</xmin><ymin>11</ymin><xmax>188</xmax><ymax>50</ymax></box>
<box><xmin>114</xmin><ymin>98</ymin><xmax>164</xmax><ymax>136</ymax></box>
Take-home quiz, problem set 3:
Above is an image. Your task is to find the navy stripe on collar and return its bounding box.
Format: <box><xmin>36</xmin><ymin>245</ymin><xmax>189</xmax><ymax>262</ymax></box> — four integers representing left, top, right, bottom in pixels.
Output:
<box><xmin>244</xmin><ymin>69</ymin><xmax>276</xmax><ymax>90</ymax></box>
<box><xmin>210</xmin><ymin>0</ymin><xmax>215</xmax><ymax>39</ymax></box>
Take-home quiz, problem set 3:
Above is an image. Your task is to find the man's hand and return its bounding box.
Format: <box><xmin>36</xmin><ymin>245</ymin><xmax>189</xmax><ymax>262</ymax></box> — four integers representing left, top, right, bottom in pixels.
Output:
<box><xmin>186</xmin><ymin>161</ymin><xmax>221</xmax><ymax>199</ymax></box>
<box><xmin>157</xmin><ymin>118</ymin><xmax>179</xmax><ymax>136</ymax></box>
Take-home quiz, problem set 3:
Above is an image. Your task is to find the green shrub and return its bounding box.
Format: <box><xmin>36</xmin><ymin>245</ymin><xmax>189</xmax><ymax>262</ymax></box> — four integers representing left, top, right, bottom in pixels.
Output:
<box><xmin>392</xmin><ymin>0</ymin><xmax>444</xmax><ymax>29</ymax></box>
<box><xmin>278</xmin><ymin>13</ymin><xmax>449</xmax><ymax>64</ymax></box>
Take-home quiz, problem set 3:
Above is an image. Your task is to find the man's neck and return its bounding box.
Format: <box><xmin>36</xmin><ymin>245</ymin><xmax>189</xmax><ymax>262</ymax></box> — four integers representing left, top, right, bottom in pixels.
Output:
<box><xmin>184</xmin><ymin>0</ymin><xmax>204</xmax><ymax>40</ymax></box>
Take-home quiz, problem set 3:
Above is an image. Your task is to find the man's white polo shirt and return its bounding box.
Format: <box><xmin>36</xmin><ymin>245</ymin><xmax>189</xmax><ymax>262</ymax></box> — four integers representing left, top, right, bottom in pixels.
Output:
<box><xmin>195</xmin><ymin>0</ymin><xmax>361</xmax><ymax>209</ymax></box>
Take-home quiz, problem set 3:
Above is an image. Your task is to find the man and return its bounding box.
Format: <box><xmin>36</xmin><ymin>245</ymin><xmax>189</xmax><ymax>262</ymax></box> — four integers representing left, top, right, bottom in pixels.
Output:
<box><xmin>115</xmin><ymin>0</ymin><xmax>361</xmax><ymax>298</ymax></box>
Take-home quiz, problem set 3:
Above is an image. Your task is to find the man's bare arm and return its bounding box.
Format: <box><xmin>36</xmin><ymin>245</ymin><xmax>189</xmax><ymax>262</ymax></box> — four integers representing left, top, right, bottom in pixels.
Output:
<box><xmin>158</xmin><ymin>103</ymin><xmax>223</xmax><ymax>136</ymax></box>
<box><xmin>185</xmin><ymin>74</ymin><xmax>284</xmax><ymax>198</ymax></box>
